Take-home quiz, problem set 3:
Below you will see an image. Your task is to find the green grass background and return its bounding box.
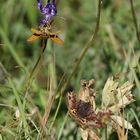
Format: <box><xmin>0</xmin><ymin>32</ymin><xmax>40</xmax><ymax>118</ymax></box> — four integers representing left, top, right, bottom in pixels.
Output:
<box><xmin>0</xmin><ymin>0</ymin><xmax>140</xmax><ymax>139</ymax></box>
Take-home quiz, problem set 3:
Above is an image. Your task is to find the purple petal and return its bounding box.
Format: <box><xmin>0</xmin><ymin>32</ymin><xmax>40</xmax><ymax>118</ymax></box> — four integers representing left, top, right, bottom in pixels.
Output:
<box><xmin>37</xmin><ymin>0</ymin><xmax>57</xmax><ymax>25</ymax></box>
<box><xmin>37</xmin><ymin>0</ymin><xmax>45</xmax><ymax>13</ymax></box>
<box><xmin>40</xmin><ymin>19</ymin><xmax>47</xmax><ymax>25</ymax></box>
<box><xmin>52</xmin><ymin>0</ymin><xmax>55</xmax><ymax>4</ymax></box>
<box><xmin>43</xmin><ymin>3</ymin><xmax>51</xmax><ymax>14</ymax></box>
<box><xmin>51</xmin><ymin>4</ymin><xmax>57</xmax><ymax>16</ymax></box>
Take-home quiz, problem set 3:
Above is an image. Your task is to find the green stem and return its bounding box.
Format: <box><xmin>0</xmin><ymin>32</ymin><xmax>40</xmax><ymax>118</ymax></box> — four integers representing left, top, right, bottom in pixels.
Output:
<box><xmin>48</xmin><ymin>95</ymin><xmax>62</xmax><ymax>133</ymax></box>
<box><xmin>23</xmin><ymin>39</ymin><xmax>47</xmax><ymax>109</ymax></box>
<box><xmin>130</xmin><ymin>0</ymin><xmax>140</xmax><ymax>43</ymax></box>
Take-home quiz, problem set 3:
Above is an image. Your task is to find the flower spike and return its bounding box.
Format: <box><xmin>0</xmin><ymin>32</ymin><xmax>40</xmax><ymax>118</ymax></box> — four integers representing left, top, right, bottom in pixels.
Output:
<box><xmin>51</xmin><ymin>0</ymin><xmax>57</xmax><ymax>16</ymax></box>
<box><xmin>37</xmin><ymin>0</ymin><xmax>57</xmax><ymax>25</ymax></box>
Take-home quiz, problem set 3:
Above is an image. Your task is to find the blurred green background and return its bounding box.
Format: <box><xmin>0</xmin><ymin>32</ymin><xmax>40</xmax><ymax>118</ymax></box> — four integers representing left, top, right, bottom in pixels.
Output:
<box><xmin>0</xmin><ymin>0</ymin><xmax>140</xmax><ymax>139</ymax></box>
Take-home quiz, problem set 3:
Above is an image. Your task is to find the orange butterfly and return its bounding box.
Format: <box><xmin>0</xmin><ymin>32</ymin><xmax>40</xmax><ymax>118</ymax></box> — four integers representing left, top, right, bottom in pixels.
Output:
<box><xmin>27</xmin><ymin>26</ymin><xmax>64</xmax><ymax>45</ymax></box>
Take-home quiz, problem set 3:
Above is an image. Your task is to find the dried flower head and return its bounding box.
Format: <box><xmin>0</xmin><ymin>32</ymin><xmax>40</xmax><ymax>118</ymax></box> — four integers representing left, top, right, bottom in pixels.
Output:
<box><xmin>80</xmin><ymin>128</ymin><xmax>100</xmax><ymax>140</ymax></box>
<box><xmin>67</xmin><ymin>76</ymin><xmax>135</xmax><ymax>139</ymax></box>
<box><xmin>67</xmin><ymin>79</ymin><xmax>112</xmax><ymax>129</ymax></box>
<box><xmin>102</xmin><ymin>76</ymin><xmax>134</xmax><ymax>113</ymax></box>
<box><xmin>102</xmin><ymin>76</ymin><xmax>134</xmax><ymax>130</ymax></box>
<box><xmin>37</xmin><ymin>0</ymin><xmax>57</xmax><ymax>25</ymax></box>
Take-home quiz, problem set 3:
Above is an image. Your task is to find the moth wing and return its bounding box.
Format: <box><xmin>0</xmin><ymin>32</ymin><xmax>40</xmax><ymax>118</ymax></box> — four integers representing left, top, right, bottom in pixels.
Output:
<box><xmin>31</xmin><ymin>28</ymin><xmax>42</xmax><ymax>34</ymax></box>
<box><xmin>50</xmin><ymin>37</ymin><xmax>64</xmax><ymax>45</ymax></box>
<box><xmin>49</xmin><ymin>30</ymin><xmax>61</xmax><ymax>35</ymax></box>
<box><xmin>27</xmin><ymin>35</ymin><xmax>42</xmax><ymax>42</ymax></box>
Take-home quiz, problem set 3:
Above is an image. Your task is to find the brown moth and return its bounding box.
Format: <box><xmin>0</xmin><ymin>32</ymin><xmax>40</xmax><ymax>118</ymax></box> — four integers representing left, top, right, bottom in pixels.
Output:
<box><xmin>27</xmin><ymin>24</ymin><xmax>64</xmax><ymax>45</ymax></box>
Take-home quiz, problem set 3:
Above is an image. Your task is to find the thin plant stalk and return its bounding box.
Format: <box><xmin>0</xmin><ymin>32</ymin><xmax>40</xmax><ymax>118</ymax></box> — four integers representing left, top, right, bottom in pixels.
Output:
<box><xmin>42</xmin><ymin>73</ymin><xmax>67</xmax><ymax>128</ymax></box>
<box><xmin>22</xmin><ymin>38</ymin><xmax>48</xmax><ymax>138</ymax></box>
<box><xmin>57</xmin><ymin>112</ymin><xmax>69</xmax><ymax>140</ymax></box>
<box><xmin>23</xmin><ymin>39</ymin><xmax>47</xmax><ymax>92</ymax></box>
<box><xmin>42</xmin><ymin>40</ymin><xmax>57</xmax><ymax>125</ymax></box>
<box><xmin>130</xmin><ymin>0</ymin><xmax>140</xmax><ymax>43</ymax></box>
<box><xmin>49</xmin><ymin>0</ymin><xmax>103</xmax><ymax>132</ymax></box>
<box><xmin>23</xmin><ymin>39</ymin><xmax>48</xmax><ymax>108</ymax></box>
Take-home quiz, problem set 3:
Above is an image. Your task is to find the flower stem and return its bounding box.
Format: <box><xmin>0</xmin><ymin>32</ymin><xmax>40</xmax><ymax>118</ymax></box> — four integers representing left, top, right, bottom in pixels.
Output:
<box><xmin>23</xmin><ymin>39</ymin><xmax>48</xmax><ymax>108</ymax></box>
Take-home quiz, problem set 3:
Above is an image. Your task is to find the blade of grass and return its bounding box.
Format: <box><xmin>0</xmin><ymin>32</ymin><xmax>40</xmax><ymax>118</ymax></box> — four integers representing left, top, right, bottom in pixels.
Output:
<box><xmin>57</xmin><ymin>112</ymin><xmax>69</xmax><ymax>140</ymax></box>
<box><xmin>130</xmin><ymin>0</ymin><xmax>140</xmax><ymax>43</ymax></box>
<box><xmin>0</xmin><ymin>28</ymin><xmax>28</xmax><ymax>74</ymax></box>
<box><xmin>8</xmin><ymin>77</ymin><xmax>29</xmax><ymax>138</ymax></box>
<box><xmin>130</xmin><ymin>108</ymin><xmax>140</xmax><ymax>129</ymax></box>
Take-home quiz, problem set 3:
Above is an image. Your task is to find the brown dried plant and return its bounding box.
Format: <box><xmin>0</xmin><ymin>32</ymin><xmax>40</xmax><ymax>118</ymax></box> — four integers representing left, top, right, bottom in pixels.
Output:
<box><xmin>67</xmin><ymin>77</ymin><xmax>134</xmax><ymax>140</ymax></box>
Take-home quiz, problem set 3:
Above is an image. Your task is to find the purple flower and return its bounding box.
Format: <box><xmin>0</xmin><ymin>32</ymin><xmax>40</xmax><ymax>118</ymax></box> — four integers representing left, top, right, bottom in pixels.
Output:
<box><xmin>37</xmin><ymin>0</ymin><xmax>57</xmax><ymax>25</ymax></box>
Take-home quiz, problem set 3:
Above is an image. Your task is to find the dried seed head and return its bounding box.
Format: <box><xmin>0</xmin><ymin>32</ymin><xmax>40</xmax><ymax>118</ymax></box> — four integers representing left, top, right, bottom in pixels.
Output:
<box><xmin>88</xmin><ymin>79</ymin><xmax>95</xmax><ymax>88</ymax></box>
<box><xmin>67</xmin><ymin>79</ymin><xmax>112</xmax><ymax>129</ymax></box>
<box><xmin>102</xmin><ymin>77</ymin><xmax>134</xmax><ymax>112</ymax></box>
